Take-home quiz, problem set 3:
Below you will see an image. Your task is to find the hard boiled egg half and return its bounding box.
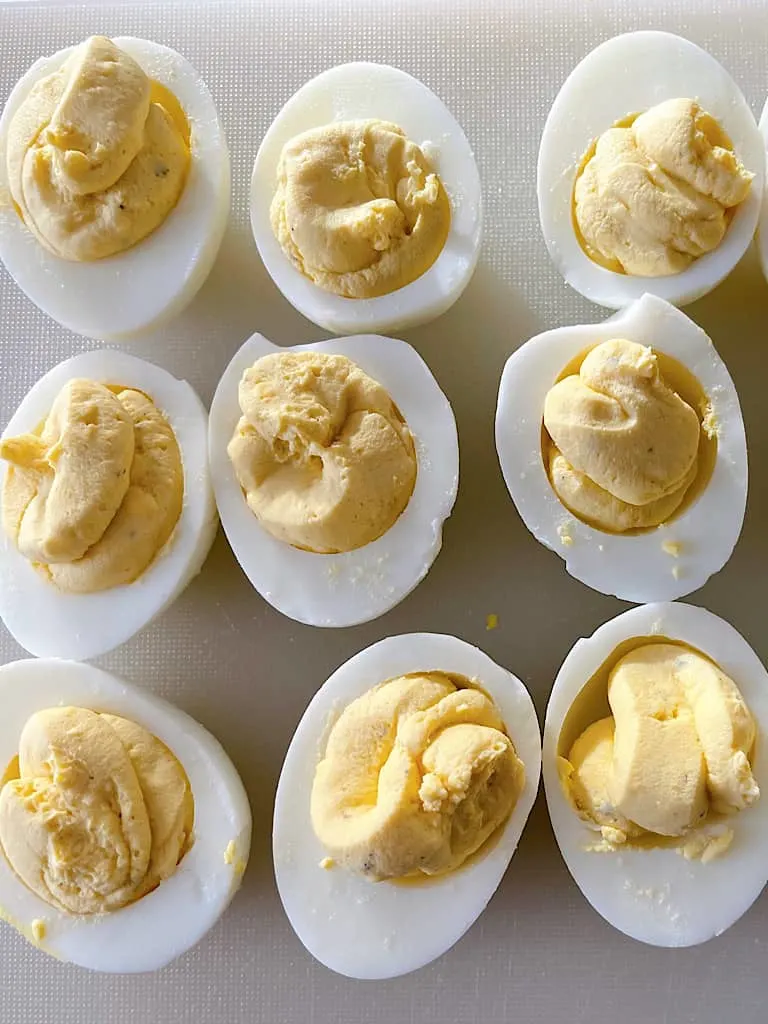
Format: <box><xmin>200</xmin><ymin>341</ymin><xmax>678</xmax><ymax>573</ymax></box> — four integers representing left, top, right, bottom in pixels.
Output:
<box><xmin>756</xmin><ymin>94</ymin><xmax>768</xmax><ymax>282</ymax></box>
<box><xmin>273</xmin><ymin>633</ymin><xmax>541</xmax><ymax>979</ymax></box>
<box><xmin>0</xmin><ymin>349</ymin><xmax>217</xmax><ymax>660</ymax></box>
<box><xmin>0</xmin><ymin>37</ymin><xmax>230</xmax><ymax>340</ymax></box>
<box><xmin>250</xmin><ymin>62</ymin><xmax>482</xmax><ymax>334</ymax></box>
<box><xmin>538</xmin><ymin>31</ymin><xmax>765</xmax><ymax>308</ymax></box>
<box><xmin>209</xmin><ymin>332</ymin><xmax>458</xmax><ymax>627</ymax></box>
<box><xmin>495</xmin><ymin>294</ymin><xmax>747</xmax><ymax>603</ymax></box>
<box><xmin>0</xmin><ymin>658</ymin><xmax>251</xmax><ymax>972</ymax></box>
<box><xmin>543</xmin><ymin>602</ymin><xmax>768</xmax><ymax>946</ymax></box>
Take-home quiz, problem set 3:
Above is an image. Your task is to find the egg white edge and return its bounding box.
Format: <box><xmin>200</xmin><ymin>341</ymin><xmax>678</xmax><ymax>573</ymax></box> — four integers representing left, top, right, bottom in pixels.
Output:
<box><xmin>250</xmin><ymin>61</ymin><xmax>482</xmax><ymax>335</ymax></box>
<box><xmin>537</xmin><ymin>30</ymin><xmax>766</xmax><ymax>309</ymax></box>
<box><xmin>0</xmin><ymin>658</ymin><xmax>252</xmax><ymax>972</ymax></box>
<box><xmin>0</xmin><ymin>36</ymin><xmax>231</xmax><ymax>341</ymax></box>
<box><xmin>542</xmin><ymin>601</ymin><xmax>768</xmax><ymax>947</ymax></box>
<box><xmin>272</xmin><ymin>632</ymin><xmax>542</xmax><ymax>979</ymax></box>
<box><xmin>494</xmin><ymin>293</ymin><xmax>747</xmax><ymax>603</ymax></box>
<box><xmin>209</xmin><ymin>333</ymin><xmax>459</xmax><ymax>627</ymax></box>
<box><xmin>0</xmin><ymin>349</ymin><xmax>218</xmax><ymax>660</ymax></box>
<box><xmin>756</xmin><ymin>95</ymin><xmax>768</xmax><ymax>281</ymax></box>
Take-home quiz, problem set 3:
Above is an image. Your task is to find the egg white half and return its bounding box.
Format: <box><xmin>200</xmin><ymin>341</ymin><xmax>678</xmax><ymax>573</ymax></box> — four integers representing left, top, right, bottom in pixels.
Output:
<box><xmin>273</xmin><ymin>633</ymin><xmax>541</xmax><ymax>979</ymax></box>
<box><xmin>209</xmin><ymin>333</ymin><xmax>458</xmax><ymax>627</ymax></box>
<box><xmin>0</xmin><ymin>658</ymin><xmax>251</xmax><ymax>972</ymax></box>
<box><xmin>756</xmin><ymin>95</ymin><xmax>768</xmax><ymax>282</ymax></box>
<box><xmin>0</xmin><ymin>37</ymin><xmax>230</xmax><ymax>341</ymax></box>
<box><xmin>0</xmin><ymin>349</ymin><xmax>218</xmax><ymax>660</ymax></box>
<box><xmin>250</xmin><ymin>62</ymin><xmax>482</xmax><ymax>335</ymax></box>
<box><xmin>537</xmin><ymin>31</ymin><xmax>765</xmax><ymax>309</ymax></box>
<box><xmin>543</xmin><ymin>602</ymin><xmax>768</xmax><ymax>947</ymax></box>
<box><xmin>495</xmin><ymin>293</ymin><xmax>747</xmax><ymax>603</ymax></box>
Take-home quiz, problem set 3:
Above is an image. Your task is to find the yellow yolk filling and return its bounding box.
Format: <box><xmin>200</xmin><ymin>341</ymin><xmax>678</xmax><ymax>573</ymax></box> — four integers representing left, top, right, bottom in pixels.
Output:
<box><xmin>270</xmin><ymin>119</ymin><xmax>451</xmax><ymax>298</ymax></box>
<box><xmin>1</xmin><ymin>377</ymin><xmax>183</xmax><ymax>593</ymax></box>
<box><xmin>559</xmin><ymin>643</ymin><xmax>759</xmax><ymax>857</ymax></box>
<box><xmin>6</xmin><ymin>35</ymin><xmax>189</xmax><ymax>261</ymax></box>
<box><xmin>0</xmin><ymin>707</ymin><xmax>193</xmax><ymax>914</ymax></box>
<box><xmin>310</xmin><ymin>673</ymin><xmax>524</xmax><ymax>881</ymax></box>
<box><xmin>228</xmin><ymin>351</ymin><xmax>417</xmax><ymax>554</ymax></box>
<box><xmin>543</xmin><ymin>339</ymin><xmax>703</xmax><ymax>533</ymax></box>
<box><xmin>573</xmin><ymin>98</ymin><xmax>753</xmax><ymax>276</ymax></box>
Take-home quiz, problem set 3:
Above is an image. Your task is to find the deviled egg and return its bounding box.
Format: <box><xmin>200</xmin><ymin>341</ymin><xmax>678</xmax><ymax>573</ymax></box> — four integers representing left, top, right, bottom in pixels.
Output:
<box><xmin>544</xmin><ymin>602</ymin><xmax>768</xmax><ymax>947</ymax></box>
<box><xmin>538</xmin><ymin>31</ymin><xmax>765</xmax><ymax>308</ymax></box>
<box><xmin>756</xmin><ymin>94</ymin><xmax>768</xmax><ymax>282</ymax></box>
<box><xmin>209</xmin><ymin>332</ymin><xmax>458</xmax><ymax>627</ymax></box>
<box><xmin>495</xmin><ymin>294</ymin><xmax>747</xmax><ymax>603</ymax></box>
<box><xmin>273</xmin><ymin>633</ymin><xmax>541</xmax><ymax>979</ymax></box>
<box><xmin>0</xmin><ymin>658</ymin><xmax>251</xmax><ymax>972</ymax></box>
<box><xmin>0</xmin><ymin>349</ymin><xmax>217</xmax><ymax>660</ymax></box>
<box><xmin>250</xmin><ymin>62</ymin><xmax>482</xmax><ymax>334</ymax></box>
<box><xmin>0</xmin><ymin>35</ymin><xmax>230</xmax><ymax>340</ymax></box>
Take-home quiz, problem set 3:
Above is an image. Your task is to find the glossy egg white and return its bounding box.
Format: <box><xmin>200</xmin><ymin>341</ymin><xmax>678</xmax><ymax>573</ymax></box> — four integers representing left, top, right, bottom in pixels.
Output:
<box><xmin>538</xmin><ymin>31</ymin><xmax>765</xmax><ymax>309</ymax></box>
<box><xmin>273</xmin><ymin>633</ymin><xmax>541</xmax><ymax>979</ymax></box>
<box><xmin>0</xmin><ymin>350</ymin><xmax>218</xmax><ymax>660</ymax></box>
<box><xmin>543</xmin><ymin>602</ymin><xmax>768</xmax><ymax>947</ymax></box>
<box><xmin>0</xmin><ymin>658</ymin><xmax>251</xmax><ymax>972</ymax></box>
<box><xmin>495</xmin><ymin>294</ymin><xmax>747</xmax><ymax>603</ymax></box>
<box><xmin>250</xmin><ymin>62</ymin><xmax>482</xmax><ymax>335</ymax></box>
<box><xmin>756</xmin><ymin>94</ymin><xmax>768</xmax><ymax>282</ymax></box>
<box><xmin>0</xmin><ymin>37</ymin><xmax>230</xmax><ymax>341</ymax></box>
<box><xmin>209</xmin><ymin>332</ymin><xmax>458</xmax><ymax>627</ymax></box>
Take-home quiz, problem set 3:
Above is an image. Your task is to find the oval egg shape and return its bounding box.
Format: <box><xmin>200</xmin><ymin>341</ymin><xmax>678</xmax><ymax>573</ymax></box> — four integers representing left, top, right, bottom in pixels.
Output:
<box><xmin>538</xmin><ymin>31</ymin><xmax>765</xmax><ymax>308</ymax></box>
<box><xmin>273</xmin><ymin>632</ymin><xmax>541</xmax><ymax>979</ymax></box>
<box><xmin>756</xmin><ymin>94</ymin><xmax>768</xmax><ymax>282</ymax></box>
<box><xmin>0</xmin><ymin>349</ymin><xmax>217</xmax><ymax>660</ymax></box>
<box><xmin>209</xmin><ymin>332</ymin><xmax>458</xmax><ymax>627</ymax></box>
<box><xmin>495</xmin><ymin>294</ymin><xmax>747</xmax><ymax>603</ymax></box>
<box><xmin>0</xmin><ymin>658</ymin><xmax>251</xmax><ymax>972</ymax></box>
<box><xmin>250</xmin><ymin>62</ymin><xmax>482</xmax><ymax>334</ymax></box>
<box><xmin>543</xmin><ymin>602</ymin><xmax>768</xmax><ymax>947</ymax></box>
<box><xmin>0</xmin><ymin>37</ymin><xmax>230</xmax><ymax>340</ymax></box>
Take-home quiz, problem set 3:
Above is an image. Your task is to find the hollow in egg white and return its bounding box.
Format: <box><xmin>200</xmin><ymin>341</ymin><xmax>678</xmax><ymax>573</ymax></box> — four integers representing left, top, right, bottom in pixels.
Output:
<box><xmin>0</xmin><ymin>37</ymin><xmax>230</xmax><ymax>340</ymax></box>
<box><xmin>209</xmin><ymin>332</ymin><xmax>458</xmax><ymax>627</ymax></box>
<box><xmin>0</xmin><ymin>658</ymin><xmax>251</xmax><ymax>972</ymax></box>
<box><xmin>537</xmin><ymin>31</ymin><xmax>765</xmax><ymax>308</ymax></box>
<box><xmin>273</xmin><ymin>633</ymin><xmax>541</xmax><ymax>979</ymax></box>
<box><xmin>495</xmin><ymin>294</ymin><xmax>747</xmax><ymax>603</ymax></box>
<box><xmin>543</xmin><ymin>602</ymin><xmax>768</xmax><ymax>947</ymax></box>
<box><xmin>250</xmin><ymin>62</ymin><xmax>482</xmax><ymax>334</ymax></box>
<box><xmin>0</xmin><ymin>349</ymin><xmax>217</xmax><ymax>660</ymax></box>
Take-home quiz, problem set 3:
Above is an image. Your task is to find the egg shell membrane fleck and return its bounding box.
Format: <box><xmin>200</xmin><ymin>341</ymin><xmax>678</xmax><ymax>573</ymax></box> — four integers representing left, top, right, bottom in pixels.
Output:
<box><xmin>209</xmin><ymin>333</ymin><xmax>458</xmax><ymax>627</ymax></box>
<box><xmin>0</xmin><ymin>349</ymin><xmax>217</xmax><ymax>660</ymax></box>
<box><xmin>273</xmin><ymin>633</ymin><xmax>541</xmax><ymax>979</ymax></box>
<box><xmin>495</xmin><ymin>293</ymin><xmax>747</xmax><ymax>603</ymax></box>
<box><xmin>0</xmin><ymin>36</ymin><xmax>230</xmax><ymax>340</ymax></box>
<box><xmin>756</xmin><ymin>95</ymin><xmax>768</xmax><ymax>283</ymax></box>
<box><xmin>543</xmin><ymin>602</ymin><xmax>768</xmax><ymax>947</ymax></box>
<box><xmin>0</xmin><ymin>659</ymin><xmax>251</xmax><ymax>973</ymax></box>
<box><xmin>250</xmin><ymin>62</ymin><xmax>482</xmax><ymax>334</ymax></box>
<box><xmin>537</xmin><ymin>30</ymin><xmax>765</xmax><ymax>309</ymax></box>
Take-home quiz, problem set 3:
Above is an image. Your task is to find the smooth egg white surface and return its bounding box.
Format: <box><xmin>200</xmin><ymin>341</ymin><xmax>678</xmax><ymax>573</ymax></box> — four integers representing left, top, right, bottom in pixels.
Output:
<box><xmin>756</xmin><ymin>95</ymin><xmax>768</xmax><ymax>282</ymax></box>
<box><xmin>0</xmin><ymin>659</ymin><xmax>251</xmax><ymax>973</ymax></box>
<box><xmin>537</xmin><ymin>31</ymin><xmax>765</xmax><ymax>309</ymax></box>
<box><xmin>273</xmin><ymin>633</ymin><xmax>541</xmax><ymax>979</ymax></box>
<box><xmin>543</xmin><ymin>602</ymin><xmax>768</xmax><ymax>947</ymax></box>
<box><xmin>495</xmin><ymin>294</ymin><xmax>747</xmax><ymax>603</ymax></box>
<box><xmin>0</xmin><ymin>350</ymin><xmax>218</xmax><ymax>660</ymax></box>
<box><xmin>0</xmin><ymin>37</ymin><xmax>230</xmax><ymax>341</ymax></box>
<box><xmin>209</xmin><ymin>333</ymin><xmax>458</xmax><ymax>627</ymax></box>
<box><xmin>250</xmin><ymin>62</ymin><xmax>482</xmax><ymax>335</ymax></box>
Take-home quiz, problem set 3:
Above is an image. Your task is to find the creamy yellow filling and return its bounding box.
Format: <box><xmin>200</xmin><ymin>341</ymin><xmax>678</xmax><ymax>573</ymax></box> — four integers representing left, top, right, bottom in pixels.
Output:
<box><xmin>0</xmin><ymin>707</ymin><xmax>193</xmax><ymax>914</ymax></box>
<box><xmin>6</xmin><ymin>35</ymin><xmax>189</xmax><ymax>261</ymax></box>
<box><xmin>1</xmin><ymin>378</ymin><xmax>183</xmax><ymax>592</ymax></box>
<box><xmin>270</xmin><ymin>119</ymin><xmax>451</xmax><ymax>298</ymax></box>
<box><xmin>573</xmin><ymin>98</ymin><xmax>753</xmax><ymax>276</ymax></box>
<box><xmin>543</xmin><ymin>339</ymin><xmax>702</xmax><ymax>533</ymax></box>
<box><xmin>311</xmin><ymin>673</ymin><xmax>524</xmax><ymax>881</ymax></box>
<box><xmin>228</xmin><ymin>351</ymin><xmax>417</xmax><ymax>553</ymax></box>
<box><xmin>559</xmin><ymin>643</ymin><xmax>759</xmax><ymax>857</ymax></box>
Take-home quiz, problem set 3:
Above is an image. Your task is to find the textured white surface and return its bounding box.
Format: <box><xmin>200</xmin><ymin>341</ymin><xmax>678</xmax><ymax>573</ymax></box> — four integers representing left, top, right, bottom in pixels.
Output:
<box><xmin>0</xmin><ymin>1</ymin><xmax>767</xmax><ymax>1022</ymax></box>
